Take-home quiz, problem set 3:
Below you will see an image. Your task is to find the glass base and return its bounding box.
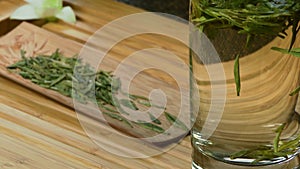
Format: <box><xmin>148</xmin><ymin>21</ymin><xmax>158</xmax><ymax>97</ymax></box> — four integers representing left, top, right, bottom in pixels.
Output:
<box><xmin>192</xmin><ymin>152</ymin><xmax>300</xmax><ymax>169</ymax></box>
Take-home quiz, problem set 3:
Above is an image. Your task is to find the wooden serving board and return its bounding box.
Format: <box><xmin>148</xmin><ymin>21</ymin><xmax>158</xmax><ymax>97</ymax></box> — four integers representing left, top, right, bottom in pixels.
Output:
<box><xmin>0</xmin><ymin>22</ymin><xmax>190</xmax><ymax>146</ymax></box>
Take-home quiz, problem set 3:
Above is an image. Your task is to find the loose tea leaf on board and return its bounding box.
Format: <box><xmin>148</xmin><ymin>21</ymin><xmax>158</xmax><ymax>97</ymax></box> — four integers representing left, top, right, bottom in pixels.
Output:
<box><xmin>164</xmin><ymin>111</ymin><xmax>189</xmax><ymax>131</ymax></box>
<box><xmin>148</xmin><ymin>112</ymin><xmax>162</xmax><ymax>125</ymax></box>
<box><xmin>103</xmin><ymin>112</ymin><xmax>133</xmax><ymax>128</ymax></box>
<box><xmin>134</xmin><ymin>120</ymin><xmax>165</xmax><ymax>133</ymax></box>
<box><xmin>6</xmin><ymin>49</ymin><xmax>185</xmax><ymax>134</ymax></box>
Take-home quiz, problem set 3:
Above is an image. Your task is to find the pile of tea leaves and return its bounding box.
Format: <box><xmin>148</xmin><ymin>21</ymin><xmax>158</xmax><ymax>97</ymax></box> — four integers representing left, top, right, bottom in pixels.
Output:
<box><xmin>7</xmin><ymin>49</ymin><xmax>188</xmax><ymax>134</ymax></box>
<box><xmin>191</xmin><ymin>0</ymin><xmax>300</xmax><ymax>49</ymax></box>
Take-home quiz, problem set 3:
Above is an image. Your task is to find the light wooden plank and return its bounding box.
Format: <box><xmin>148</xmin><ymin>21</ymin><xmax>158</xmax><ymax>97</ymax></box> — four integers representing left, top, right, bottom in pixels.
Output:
<box><xmin>0</xmin><ymin>103</ymin><xmax>192</xmax><ymax>169</ymax></box>
<box><xmin>0</xmin><ymin>104</ymin><xmax>131</xmax><ymax>169</ymax></box>
<box><xmin>0</xmin><ymin>76</ymin><xmax>84</xmax><ymax>135</ymax></box>
<box><xmin>0</xmin><ymin>134</ymin><xmax>90</xmax><ymax>169</ymax></box>
<box><xmin>42</xmin><ymin>22</ymin><xmax>91</xmax><ymax>43</ymax></box>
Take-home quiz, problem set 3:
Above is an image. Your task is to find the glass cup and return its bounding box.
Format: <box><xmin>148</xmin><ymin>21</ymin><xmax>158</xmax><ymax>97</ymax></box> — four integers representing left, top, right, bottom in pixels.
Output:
<box><xmin>189</xmin><ymin>0</ymin><xmax>300</xmax><ymax>168</ymax></box>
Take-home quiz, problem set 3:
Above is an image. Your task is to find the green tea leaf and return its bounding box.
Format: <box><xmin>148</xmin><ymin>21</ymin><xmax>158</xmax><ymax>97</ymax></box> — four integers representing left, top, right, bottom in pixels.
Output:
<box><xmin>164</xmin><ymin>112</ymin><xmax>189</xmax><ymax>131</ymax></box>
<box><xmin>148</xmin><ymin>112</ymin><xmax>161</xmax><ymax>125</ymax></box>
<box><xmin>135</xmin><ymin>120</ymin><xmax>165</xmax><ymax>133</ymax></box>
<box><xmin>50</xmin><ymin>74</ymin><xmax>66</xmax><ymax>86</ymax></box>
<box><xmin>7</xmin><ymin>49</ymin><xmax>176</xmax><ymax>134</ymax></box>
<box><xmin>271</xmin><ymin>47</ymin><xmax>300</xmax><ymax>57</ymax></box>
<box><xmin>289</xmin><ymin>86</ymin><xmax>300</xmax><ymax>96</ymax></box>
<box><xmin>137</xmin><ymin>100</ymin><xmax>151</xmax><ymax>107</ymax></box>
<box><xmin>119</xmin><ymin>99</ymin><xmax>138</xmax><ymax>111</ymax></box>
<box><xmin>103</xmin><ymin>112</ymin><xmax>133</xmax><ymax>128</ymax></box>
<box><xmin>234</xmin><ymin>54</ymin><xmax>241</xmax><ymax>96</ymax></box>
<box><xmin>230</xmin><ymin>149</ymin><xmax>251</xmax><ymax>159</ymax></box>
<box><xmin>273</xmin><ymin>123</ymin><xmax>286</xmax><ymax>153</ymax></box>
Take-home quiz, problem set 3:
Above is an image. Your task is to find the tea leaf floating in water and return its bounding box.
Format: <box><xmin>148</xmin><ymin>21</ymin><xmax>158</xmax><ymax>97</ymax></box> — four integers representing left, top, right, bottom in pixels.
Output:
<box><xmin>191</xmin><ymin>0</ymin><xmax>300</xmax><ymax>48</ymax></box>
<box><xmin>273</xmin><ymin>123</ymin><xmax>286</xmax><ymax>153</ymax></box>
<box><xmin>289</xmin><ymin>86</ymin><xmax>300</xmax><ymax>97</ymax></box>
<box><xmin>230</xmin><ymin>123</ymin><xmax>300</xmax><ymax>163</ymax></box>
<box><xmin>7</xmin><ymin>49</ymin><xmax>187</xmax><ymax>134</ymax></box>
<box><xmin>191</xmin><ymin>0</ymin><xmax>300</xmax><ymax>96</ymax></box>
<box><xmin>271</xmin><ymin>47</ymin><xmax>300</xmax><ymax>96</ymax></box>
<box><xmin>234</xmin><ymin>54</ymin><xmax>241</xmax><ymax>96</ymax></box>
<box><xmin>271</xmin><ymin>47</ymin><xmax>300</xmax><ymax>58</ymax></box>
<box><xmin>191</xmin><ymin>0</ymin><xmax>300</xmax><ymax>164</ymax></box>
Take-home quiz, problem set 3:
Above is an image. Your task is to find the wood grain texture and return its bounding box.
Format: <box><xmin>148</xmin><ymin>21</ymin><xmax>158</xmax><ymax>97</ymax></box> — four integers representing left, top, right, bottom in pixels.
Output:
<box><xmin>0</xmin><ymin>0</ymin><xmax>192</xmax><ymax>169</ymax></box>
<box><xmin>0</xmin><ymin>101</ymin><xmax>191</xmax><ymax>169</ymax></box>
<box><xmin>0</xmin><ymin>63</ymin><xmax>192</xmax><ymax>169</ymax></box>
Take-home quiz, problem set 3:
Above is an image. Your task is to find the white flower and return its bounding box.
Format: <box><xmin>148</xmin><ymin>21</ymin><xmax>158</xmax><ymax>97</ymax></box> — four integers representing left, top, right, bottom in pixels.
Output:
<box><xmin>10</xmin><ymin>0</ymin><xmax>76</xmax><ymax>24</ymax></box>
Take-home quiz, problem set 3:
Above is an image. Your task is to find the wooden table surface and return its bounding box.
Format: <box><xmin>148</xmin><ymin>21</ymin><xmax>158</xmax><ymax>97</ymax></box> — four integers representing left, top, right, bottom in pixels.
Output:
<box><xmin>0</xmin><ymin>0</ymin><xmax>192</xmax><ymax>169</ymax></box>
